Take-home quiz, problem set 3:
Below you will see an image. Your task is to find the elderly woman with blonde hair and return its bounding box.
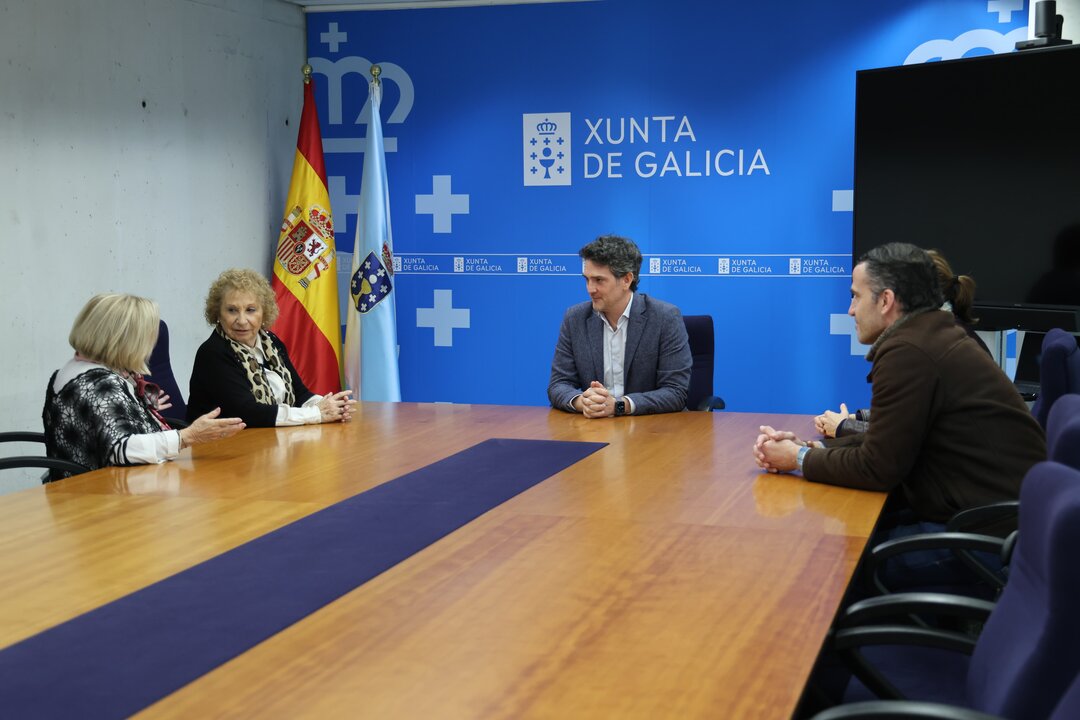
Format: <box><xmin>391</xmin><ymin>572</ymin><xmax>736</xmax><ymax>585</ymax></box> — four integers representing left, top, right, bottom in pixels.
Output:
<box><xmin>43</xmin><ymin>293</ymin><xmax>245</xmax><ymax>477</ymax></box>
<box><xmin>186</xmin><ymin>268</ymin><xmax>355</xmax><ymax>427</ymax></box>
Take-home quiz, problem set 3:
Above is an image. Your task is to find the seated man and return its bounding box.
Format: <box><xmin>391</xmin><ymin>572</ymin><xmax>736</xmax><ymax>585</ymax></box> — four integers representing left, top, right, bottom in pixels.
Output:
<box><xmin>754</xmin><ymin>242</ymin><xmax>1045</xmax><ymax>535</ymax></box>
<box><xmin>813</xmin><ymin>249</ymin><xmax>992</xmax><ymax>439</ymax></box>
<box><xmin>548</xmin><ymin>235</ymin><xmax>691</xmax><ymax>418</ymax></box>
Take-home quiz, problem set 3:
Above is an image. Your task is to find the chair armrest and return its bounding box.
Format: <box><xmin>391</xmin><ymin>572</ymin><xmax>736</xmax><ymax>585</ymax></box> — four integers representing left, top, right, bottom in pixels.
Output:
<box><xmin>696</xmin><ymin>396</ymin><xmax>725</xmax><ymax>412</ymax></box>
<box><xmin>834</xmin><ymin>625</ymin><xmax>978</xmax><ymax>654</ymax></box>
<box><xmin>830</xmin><ymin>593</ymin><xmax>986</xmax><ymax>701</ymax></box>
<box><xmin>946</xmin><ymin>502</ymin><xmax>1018</xmax><ymax>533</ymax></box>
<box><xmin>0</xmin><ymin>431</ymin><xmax>47</xmax><ymax>444</ymax></box>
<box><xmin>869</xmin><ymin>533</ymin><xmax>1007</xmax><ymax>595</ymax></box>
<box><xmin>163</xmin><ymin>417</ymin><xmax>190</xmax><ymax>430</ymax></box>
<box><xmin>839</xmin><ymin>592</ymin><xmax>995</xmax><ymax>629</ymax></box>
<box><xmin>811</xmin><ymin>699</ymin><xmax>1002</xmax><ymax>720</ymax></box>
<box><xmin>943</xmin><ymin>505</ymin><xmax>1017</xmax><ymax>588</ymax></box>
<box><xmin>1001</xmin><ymin>531</ymin><xmax>1018</xmax><ymax>567</ymax></box>
<box><xmin>831</xmin><ymin>624</ymin><xmax>978</xmax><ymax>701</ymax></box>
<box><xmin>0</xmin><ymin>457</ymin><xmax>91</xmax><ymax>478</ymax></box>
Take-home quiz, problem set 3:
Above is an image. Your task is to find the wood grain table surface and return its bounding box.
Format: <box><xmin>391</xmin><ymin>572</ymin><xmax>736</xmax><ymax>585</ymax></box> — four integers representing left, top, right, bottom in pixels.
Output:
<box><xmin>0</xmin><ymin>403</ymin><xmax>886</xmax><ymax>719</ymax></box>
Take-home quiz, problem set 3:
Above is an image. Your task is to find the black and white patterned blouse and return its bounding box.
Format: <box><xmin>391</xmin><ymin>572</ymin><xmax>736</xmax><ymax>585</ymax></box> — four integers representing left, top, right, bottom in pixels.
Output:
<box><xmin>43</xmin><ymin>360</ymin><xmax>180</xmax><ymax>478</ymax></box>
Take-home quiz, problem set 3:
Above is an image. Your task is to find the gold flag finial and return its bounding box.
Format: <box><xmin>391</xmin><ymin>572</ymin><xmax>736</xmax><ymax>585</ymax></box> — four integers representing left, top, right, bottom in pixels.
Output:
<box><xmin>302</xmin><ymin>63</ymin><xmax>313</xmax><ymax>84</ymax></box>
<box><xmin>370</xmin><ymin>64</ymin><xmax>381</xmax><ymax>86</ymax></box>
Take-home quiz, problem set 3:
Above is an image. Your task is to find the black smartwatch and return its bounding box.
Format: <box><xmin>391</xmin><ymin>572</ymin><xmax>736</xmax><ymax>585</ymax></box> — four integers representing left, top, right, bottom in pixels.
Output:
<box><xmin>614</xmin><ymin>398</ymin><xmax>626</xmax><ymax>416</ymax></box>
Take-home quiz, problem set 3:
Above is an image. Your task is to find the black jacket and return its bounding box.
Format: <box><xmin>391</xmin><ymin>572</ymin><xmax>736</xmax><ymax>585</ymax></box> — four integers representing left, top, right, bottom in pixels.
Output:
<box><xmin>187</xmin><ymin>330</ymin><xmax>314</xmax><ymax>427</ymax></box>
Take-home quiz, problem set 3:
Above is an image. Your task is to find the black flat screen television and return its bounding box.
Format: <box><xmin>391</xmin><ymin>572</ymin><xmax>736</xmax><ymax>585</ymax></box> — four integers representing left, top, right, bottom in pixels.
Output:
<box><xmin>853</xmin><ymin>45</ymin><xmax>1080</xmax><ymax>331</ymax></box>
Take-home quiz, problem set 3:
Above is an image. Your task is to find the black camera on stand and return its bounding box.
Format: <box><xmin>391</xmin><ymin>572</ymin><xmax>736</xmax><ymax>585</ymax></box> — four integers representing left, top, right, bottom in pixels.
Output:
<box><xmin>1016</xmin><ymin>1</ymin><xmax>1073</xmax><ymax>50</ymax></box>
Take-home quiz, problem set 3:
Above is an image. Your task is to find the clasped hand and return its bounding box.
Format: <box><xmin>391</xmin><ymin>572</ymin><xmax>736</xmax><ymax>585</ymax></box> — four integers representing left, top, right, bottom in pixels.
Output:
<box><xmin>752</xmin><ymin>425</ymin><xmax>804</xmax><ymax>473</ymax></box>
<box><xmin>318</xmin><ymin>390</ymin><xmax>357</xmax><ymax>423</ymax></box>
<box><xmin>578</xmin><ymin>381</ymin><xmax>615</xmax><ymax>419</ymax></box>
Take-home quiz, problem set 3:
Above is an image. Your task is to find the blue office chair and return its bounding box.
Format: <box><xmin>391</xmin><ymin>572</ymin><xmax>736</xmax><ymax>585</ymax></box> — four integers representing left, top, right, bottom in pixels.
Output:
<box><xmin>932</xmin><ymin>392</ymin><xmax>1080</xmax><ymax>580</ymax></box>
<box><xmin>1046</xmin><ymin>393</ymin><xmax>1080</xmax><ymax>471</ymax></box>
<box><xmin>1031</xmin><ymin>329</ymin><xmax>1080</xmax><ymax>429</ymax></box>
<box><xmin>867</xmin><ymin>393</ymin><xmax>1080</xmax><ymax>603</ymax></box>
<box><xmin>145</xmin><ymin>319</ymin><xmax>188</xmax><ymax>425</ymax></box>
<box><xmin>821</xmin><ymin>461</ymin><xmax>1080</xmax><ymax>720</ymax></box>
<box><xmin>811</xmin><ymin>669</ymin><xmax>1080</xmax><ymax>719</ymax></box>
<box><xmin>681</xmin><ymin>315</ymin><xmax>725</xmax><ymax>411</ymax></box>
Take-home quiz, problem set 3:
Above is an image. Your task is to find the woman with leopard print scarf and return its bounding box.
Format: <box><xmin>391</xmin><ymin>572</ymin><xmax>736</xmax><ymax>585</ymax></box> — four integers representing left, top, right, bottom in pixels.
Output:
<box><xmin>187</xmin><ymin>268</ymin><xmax>356</xmax><ymax>428</ymax></box>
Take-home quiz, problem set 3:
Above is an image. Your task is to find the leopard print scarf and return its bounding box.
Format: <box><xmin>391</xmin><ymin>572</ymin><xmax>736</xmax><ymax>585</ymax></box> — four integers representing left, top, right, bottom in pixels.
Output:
<box><xmin>214</xmin><ymin>325</ymin><xmax>296</xmax><ymax>406</ymax></box>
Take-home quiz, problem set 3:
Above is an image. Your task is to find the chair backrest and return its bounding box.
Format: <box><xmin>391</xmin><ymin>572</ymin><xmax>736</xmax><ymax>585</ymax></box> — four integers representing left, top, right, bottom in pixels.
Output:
<box><xmin>1032</xmin><ymin>329</ymin><xmax>1080</xmax><ymax>428</ymax></box>
<box><xmin>145</xmin><ymin>319</ymin><xmax>187</xmax><ymax>420</ymax></box>
<box><xmin>682</xmin><ymin>315</ymin><xmax>720</xmax><ymax>411</ymax></box>
<box><xmin>1047</xmin><ymin>393</ymin><xmax>1080</xmax><ymax>471</ymax></box>
<box><xmin>966</xmin><ymin>461</ymin><xmax>1080</xmax><ymax>718</ymax></box>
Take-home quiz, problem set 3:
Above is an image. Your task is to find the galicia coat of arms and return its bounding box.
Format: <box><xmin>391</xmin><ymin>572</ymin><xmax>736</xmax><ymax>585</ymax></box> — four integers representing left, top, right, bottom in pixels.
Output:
<box><xmin>351</xmin><ymin>242</ymin><xmax>394</xmax><ymax>314</ymax></box>
<box><xmin>522</xmin><ymin>112</ymin><xmax>572</xmax><ymax>187</ymax></box>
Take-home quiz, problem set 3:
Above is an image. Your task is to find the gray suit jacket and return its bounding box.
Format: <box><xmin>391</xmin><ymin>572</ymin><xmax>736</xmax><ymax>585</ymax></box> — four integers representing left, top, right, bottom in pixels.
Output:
<box><xmin>547</xmin><ymin>293</ymin><xmax>692</xmax><ymax>415</ymax></box>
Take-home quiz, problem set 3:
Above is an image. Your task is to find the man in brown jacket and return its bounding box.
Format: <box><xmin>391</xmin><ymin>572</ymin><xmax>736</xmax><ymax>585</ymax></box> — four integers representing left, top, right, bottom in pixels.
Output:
<box><xmin>754</xmin><ymin>243</ymin><xmax>1045</xmax><ymax>528</ymax></box>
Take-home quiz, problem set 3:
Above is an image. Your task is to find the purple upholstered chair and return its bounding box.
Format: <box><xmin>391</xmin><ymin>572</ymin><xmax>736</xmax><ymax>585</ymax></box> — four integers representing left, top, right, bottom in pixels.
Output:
<box><xmin>811</xmin><ymin>670</ymin><xmax>1080</xmax><ymax>719</ymax></box>
<box><xmin>1046</xmin><ymin>393</ymin><xmax>1080</xmax><ymax>470</ymax></box>
<box><xmin>145</xmin><ymin>319</ymin><xmax>188</xmax><ymax>423</ymax></box>
<box><xmin>1032</xmin><ymin>329</ymin><xmax>1080</xmax><ymax>429</ymax></box>
<box><xmin>817</xmin><ymin>461</ymin><xmax>1080</xmax><ymax>720</ymax></box>
<box><xmin>681</xmin><ymin>315</ymin><xmax>725</xmax><ymax>412</ymax></box>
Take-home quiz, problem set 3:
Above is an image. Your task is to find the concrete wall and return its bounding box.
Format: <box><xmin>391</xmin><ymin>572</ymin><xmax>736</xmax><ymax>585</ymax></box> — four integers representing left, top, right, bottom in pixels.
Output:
<box><xmin>0</xmin><ymin>0</ymin><xmax>305</xmax><ymax>492</ymax></box>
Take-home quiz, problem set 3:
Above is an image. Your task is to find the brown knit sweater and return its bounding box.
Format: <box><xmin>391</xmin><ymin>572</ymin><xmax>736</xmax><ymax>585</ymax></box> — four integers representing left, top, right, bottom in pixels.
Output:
<box><xmin>806</xmin><ymin>310</ymin><xmax>1045</xmax><ymax>523</ymax></box>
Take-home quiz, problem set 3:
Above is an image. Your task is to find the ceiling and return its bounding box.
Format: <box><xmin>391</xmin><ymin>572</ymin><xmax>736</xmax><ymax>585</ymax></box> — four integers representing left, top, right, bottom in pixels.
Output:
<box><xmin>283</xmin><ymin>0</ymin><xmax>584</xmax><ymax>11</ymax></box>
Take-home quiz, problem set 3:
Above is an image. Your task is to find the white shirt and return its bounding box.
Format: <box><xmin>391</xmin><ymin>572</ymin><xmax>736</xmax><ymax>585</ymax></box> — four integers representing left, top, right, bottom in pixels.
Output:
<box><xmin>569</xmin><ymin>293</ymin><xmax>636</xmax><ymax>414</ymax></box>
<box><xmin>600</xmin><ymin>292</ymin><xmax>633</xmax><ymax>399</ymax></box>
<box><xmin>246</xmin><ymin>341</ymin><xmax>324</xmax><ymax>426</ymax></box>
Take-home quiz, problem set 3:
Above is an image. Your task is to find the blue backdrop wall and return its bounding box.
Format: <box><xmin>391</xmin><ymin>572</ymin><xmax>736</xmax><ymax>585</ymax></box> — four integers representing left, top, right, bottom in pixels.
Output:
<box><xmin>304</xmin><ymin>0</ymin><xmax>1028</xmax><ymax>412</ymax></box>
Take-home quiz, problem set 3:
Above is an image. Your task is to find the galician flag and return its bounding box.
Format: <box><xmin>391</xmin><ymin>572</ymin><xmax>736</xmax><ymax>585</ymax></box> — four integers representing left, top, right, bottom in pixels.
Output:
<box><xmin>344</xmin><ymin>66</ymin><xmax>401</xmax><ymax>401</ymax></box>
<box><xmin>271</xmin><ymin>68</ymin><xmax>342</xmax><ymax>394</ymax></box>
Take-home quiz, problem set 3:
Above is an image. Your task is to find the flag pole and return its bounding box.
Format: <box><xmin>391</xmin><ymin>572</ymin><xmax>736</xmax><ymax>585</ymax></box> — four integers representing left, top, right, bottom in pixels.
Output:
<box><xmin>343</xmin><ymin>60</ymin><xmax>400</xmax><ymax>401</ymax></box>
<box><xmin>269</xmin><ymin>61</ymin><xmax>344</xmax><ymax>394</ymax></box>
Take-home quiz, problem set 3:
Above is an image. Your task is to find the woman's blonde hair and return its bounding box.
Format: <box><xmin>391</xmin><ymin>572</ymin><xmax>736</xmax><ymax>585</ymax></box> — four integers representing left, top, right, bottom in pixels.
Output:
<box><xmin>69</xmin><ymin>293</ymin><xmax>160</xmax><ymax>374</ymax></box>
<box><xmin>203</xmin><ymin>268</ymin><xmax>279</xmax><ymax>328</ymax></box>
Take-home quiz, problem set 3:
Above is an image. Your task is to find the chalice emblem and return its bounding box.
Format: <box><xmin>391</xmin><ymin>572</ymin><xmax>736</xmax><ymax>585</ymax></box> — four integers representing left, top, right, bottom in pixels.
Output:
<box><xmin>538</xmin><ymin>147</ymin><xmax>556</xmax><ymax>179</ymax></box>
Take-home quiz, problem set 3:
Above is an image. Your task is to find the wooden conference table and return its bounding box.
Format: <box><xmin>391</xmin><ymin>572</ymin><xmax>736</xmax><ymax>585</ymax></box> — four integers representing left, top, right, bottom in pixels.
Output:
<box><xmin>0</xmin><ymin>404</ymin><xmax>885</xmax><ymax>718</ymax></box>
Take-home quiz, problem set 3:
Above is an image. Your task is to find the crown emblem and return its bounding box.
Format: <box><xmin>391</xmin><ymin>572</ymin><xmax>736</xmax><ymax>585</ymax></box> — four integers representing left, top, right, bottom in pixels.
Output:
<box><xmin>381</xmin><ymin>241</ymin><xmax>394</xmax><ymax>277</ymax></box>
<box><xmin>307</xmin><ymin>205</ymin><xmax>334</xmax><ymax>241</ymax></box>
<box><xmin>536</xmin><ymin>118</ymin><xmax>558</xmax><ymax>135</ymax></box>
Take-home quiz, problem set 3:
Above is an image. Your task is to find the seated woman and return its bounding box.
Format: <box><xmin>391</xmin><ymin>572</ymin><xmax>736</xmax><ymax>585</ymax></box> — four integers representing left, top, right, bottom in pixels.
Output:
<box><xmin>44</xmin><ymin>293</ymin><xmax>245</xmax><ymax>477</ymax></box>
<box><xmin>815</xmin><ymin>249</ymin><xmax>992</xmax><ymax>438</ymax></box>
<box><xmin>187</xmin><ymin>268</ymin><xmax>355</xmax><ymax>427</ymax></box>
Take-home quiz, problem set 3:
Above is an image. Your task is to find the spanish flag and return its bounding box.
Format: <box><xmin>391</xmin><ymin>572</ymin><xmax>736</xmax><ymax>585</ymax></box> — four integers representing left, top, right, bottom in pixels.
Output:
<box><xmin>271</xmin><ymin>69</ymin><xmax>342</xmax><ymax>394</ymax></box>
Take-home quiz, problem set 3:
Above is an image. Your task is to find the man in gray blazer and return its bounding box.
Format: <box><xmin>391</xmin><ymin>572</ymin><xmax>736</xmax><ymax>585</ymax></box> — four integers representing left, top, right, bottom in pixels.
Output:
<box><xmin>548</xmin><ymin>235</ymin><xmax>692</xmax><ymax>417</ymax></box>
